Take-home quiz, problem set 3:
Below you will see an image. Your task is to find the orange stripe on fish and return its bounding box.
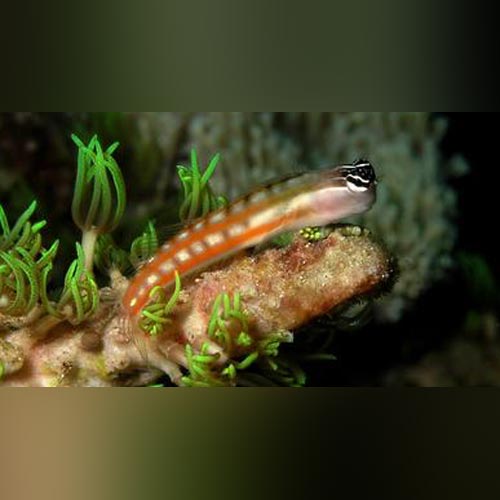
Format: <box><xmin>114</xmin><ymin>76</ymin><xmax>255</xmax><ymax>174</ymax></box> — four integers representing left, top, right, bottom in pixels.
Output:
<box><xmin>123</xmin><ymin>159</ymin><xmax>377</xmax><ymax>317</ymax></box>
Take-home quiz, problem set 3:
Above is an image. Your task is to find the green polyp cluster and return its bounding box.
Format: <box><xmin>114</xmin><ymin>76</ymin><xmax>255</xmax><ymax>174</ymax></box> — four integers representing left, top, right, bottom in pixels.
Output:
<box><xmin>0</xmin><ymin>134</ymin><xmax>129</xmax><ymax>325</ymax></box>
<box><xmin>53</xmin><ymin>243</ymin><xmax>99</xmax><ymax>324</ymax></box>
<box><xmin>207</xmin><ymin>292</ymin><xmax>249</xmax><ymax>352</ymax></box>
<box><xmin>71</xmin><ymin>134</ymin><xmax>125</xmax><ymax>236</ymax></box>
<box><xmin>177</xmin><ymin>149</ymin><xmax>228</xmax><ymax>222</ymax></box>
<box><xmin>300</xmin><ymin>226</ymin><xmax>331</xmax><ymax>242</ymax></box>
<box><xmin>0</xmin><ymin>201</ymin><xmax>45</xmax><ymax>253</ymax></box>
<box><xmin>71</xmin><ymin>134</ymin><xmax>126</xmax><ymax>273</ymax></box>
<box><xmin>182</xmin><ymin>343</ymin><xmax>225</xmax><ymax>387</ymax></box>
<box><xmin>129</xmin><ymin>220</ymin><xmax>158</xmax><ymax>267</ymax></box>
<box><xmin>0</xmin><ymin>200</ymin><xmax>59</xmax><ymax>317</ymax></box>
<box><xmin>181</xmin><ymin>292</ymin><xmax>297</xmax><ymax>387</ymax></box>
<box><xmin>0</xmin><ymin>199</ymin><xmax>98</xmax><ymax>323</ymax></box>
<box><xmin>257</xmin><ymin>356</ymin><xmax>307</xmax><ymax>387</ymax></box>
<box><xmin>138</xmin><ymin>271</ymin><xmax>181</xmax><ymax>337</ymax></box>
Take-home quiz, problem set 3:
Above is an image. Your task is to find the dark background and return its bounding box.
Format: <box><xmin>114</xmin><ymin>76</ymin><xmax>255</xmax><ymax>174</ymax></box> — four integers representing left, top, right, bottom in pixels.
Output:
<box><xmin>314</xmin><ymin>112</ymin><xmax>499</xmax><ymax>385</ymax></box>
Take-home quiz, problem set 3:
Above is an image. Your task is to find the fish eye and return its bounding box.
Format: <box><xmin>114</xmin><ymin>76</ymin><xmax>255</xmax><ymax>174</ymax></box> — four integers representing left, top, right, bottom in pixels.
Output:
<box><xmin>343</xmin><ymin>160</ymin><xmax>376</xmax><ymax>193</ymax></box>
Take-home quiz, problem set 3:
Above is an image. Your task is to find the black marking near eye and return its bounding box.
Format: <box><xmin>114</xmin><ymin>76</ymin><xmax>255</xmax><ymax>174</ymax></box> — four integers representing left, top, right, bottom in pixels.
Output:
<box><xmin>339</xmin><ymin>159</ymin><xmax>376</xmax><ymax>190</ymax></box>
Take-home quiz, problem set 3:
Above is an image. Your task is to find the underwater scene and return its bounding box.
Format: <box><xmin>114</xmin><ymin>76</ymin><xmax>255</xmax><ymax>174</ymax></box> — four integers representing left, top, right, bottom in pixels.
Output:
<box><xmin>0</xmin><ymin>112</ymin><xmax>496</xmax><ymax>387</ymax></box>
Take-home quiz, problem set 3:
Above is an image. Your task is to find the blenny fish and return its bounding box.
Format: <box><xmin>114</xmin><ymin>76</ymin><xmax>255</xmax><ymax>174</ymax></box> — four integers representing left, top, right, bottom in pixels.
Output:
<box><xmin>123</xmin><ymin>159</ymin><xmax>377</xmax><ymax>318</ymax></box>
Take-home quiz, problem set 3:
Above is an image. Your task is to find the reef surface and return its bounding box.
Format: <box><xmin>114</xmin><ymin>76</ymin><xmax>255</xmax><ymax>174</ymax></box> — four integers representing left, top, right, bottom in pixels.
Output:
<box><xmin>1</xmin><ymin>226</ymin><xmax>393</xmax><ymax>387</ymax></box>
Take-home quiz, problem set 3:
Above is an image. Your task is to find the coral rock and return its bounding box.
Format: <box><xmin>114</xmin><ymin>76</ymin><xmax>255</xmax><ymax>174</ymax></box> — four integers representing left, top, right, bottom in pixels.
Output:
<box><xmin>1</xmin><ymin>226</ymin><xmax>393</xmax><ymax>387</ymax></box>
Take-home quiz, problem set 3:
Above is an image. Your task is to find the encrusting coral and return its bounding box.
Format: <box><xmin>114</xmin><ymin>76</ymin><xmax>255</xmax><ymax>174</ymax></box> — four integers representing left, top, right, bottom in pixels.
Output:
<box><xmin>1</xmin><ymin>227</ymin><xmax>392</xmax><ymax>387</ymax></box>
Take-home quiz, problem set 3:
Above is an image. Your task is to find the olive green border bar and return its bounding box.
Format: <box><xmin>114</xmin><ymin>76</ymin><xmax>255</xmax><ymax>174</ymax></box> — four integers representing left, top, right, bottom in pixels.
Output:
<box><xmin>0</xmin><ymin>0</ymin><xmax>480</xmax><ymax>110</ymax></box>
<box><xmin>2</xmin><ymin>390</ymin><xmax>500</xmax><ymax>499</ymax></box>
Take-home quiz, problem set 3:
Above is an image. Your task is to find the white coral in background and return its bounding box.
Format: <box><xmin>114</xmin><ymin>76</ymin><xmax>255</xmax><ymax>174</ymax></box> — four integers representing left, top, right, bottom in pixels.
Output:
<box><xmin>187</xmin><ymin>112</ymin><xmax>301</xmax><ymax>198</ymax></box>
<box><xmin>299</xmin><ymin>112</ymin><xmax>465</xmax><ymax>321</ymax></box>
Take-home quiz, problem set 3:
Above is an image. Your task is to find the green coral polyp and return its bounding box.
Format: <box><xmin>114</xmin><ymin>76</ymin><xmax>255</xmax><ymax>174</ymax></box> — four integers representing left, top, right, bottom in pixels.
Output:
<box><xmin>264</xmin><ymin>357</ymin><xmax>307</xmax><ymax>387</ymax></box>
<box><xmin>182</xmin><ymin>343</ymin><xmax>226</xmax><ymax>387</ymax></box>
<box><xmin>70</xmin><ymin>134</ymin><xmax>125</xmax><ymax>235</ymax></box>
<box><xmin>0</xmin><ymin>135</ymin><xmax>127</xmax><ymax>324</ymax></box>
<box><xmin>138</xmin><ymin>271</ymin><xmax>181</xmax><ymax>336</ymax></box>
<box><xmin>0</xmin><ymin>201</ymin><xmax>42</xmax><ymax>251</ymax></box>
<box><xmin>177</xmin><ymin>149</ymin><xmax>228</xmax><ymax>222</ymax></box>
<box><xmin>182</xmin><ymin>292</ymin><xmax>294</xmax><ymax>386</ymax></box>
<box><xmin>70</xmin><ymin>134</ymin><xmax>126</xmax><ymax>274</ymax></box>
<box><xmin>129</xmin><ymin>220</ymin><xmax>158</xmax><ymax>267</ymax></box>
<box><xmin>57</xmin><ymin>243</ymin><xmax>100</xmax><ymax>324</ymax></box>
<box><xmin>0</xmin><ymin>199</ymin><xmax>60</xmax><ymax>317</ymax></box>
<box><xmin>207</xmin><ymin>292</ymin><xmax>249</xmax><ymax>351</ymax></box>
<box><xmin>235</xmin><ymin>331</ymin><xmax>253</xmax><ymax>347</ymax></box>
<box><xmin>300</xmin><ymin>226</ymin><xmax>331</xmax><ymax>242</ymax></box>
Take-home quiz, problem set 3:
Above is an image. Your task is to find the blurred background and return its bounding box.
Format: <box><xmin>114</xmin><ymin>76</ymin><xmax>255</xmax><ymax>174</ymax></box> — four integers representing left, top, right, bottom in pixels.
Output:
<box><xmin>0</xmin><ymin>112</ymin><xmax>496</xmax><ymax>386</ymax></box>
